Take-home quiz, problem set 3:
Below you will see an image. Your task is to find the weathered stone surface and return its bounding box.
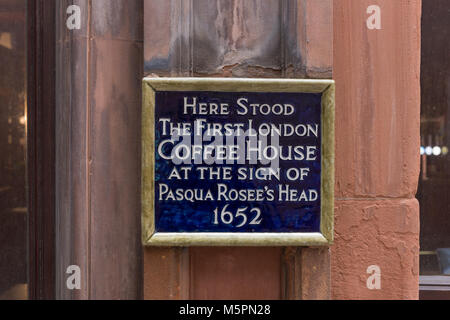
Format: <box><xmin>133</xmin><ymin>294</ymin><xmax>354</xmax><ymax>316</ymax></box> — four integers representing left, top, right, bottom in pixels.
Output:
<box><xmin>55</xmin><ymin>0</ymin><xmax>143</xmax><ymax>299</ymax></box>
<box><xmin>331</xmin><ymin>199</ymin><xmax>420</xmax><ymax>300</ymax></box>
<box><xmin>298</xmin><ymin>0</ymin><xmax>333</xmax><ymax>78</ymax></box>
<box><xmin>89</xmin><ymin>38</ymin><xmax>143</xmax><ymax>299</ymax></box>
<box><xmin>144</xmin><ymin>248</ymin><xmax>190</xmax><ymax>300</ymax></box>
<box><xmin>144</xmin><ymin>0</ymin><xmax>332</xmax><ymax>78</ymax></box>
<box><xmin>300</xmin><ymin>247</ymin><xmax>331</xmax><ymax>300</ymax></box>
<box><xmin>334</xmin><ymin>0</ymin><xmax>421</xmax><ymax>199</ymax></box>
<box><xmin>190</xmin><ymin>247</ymin><xmax>282</xmax><ymax>300</ymax></box>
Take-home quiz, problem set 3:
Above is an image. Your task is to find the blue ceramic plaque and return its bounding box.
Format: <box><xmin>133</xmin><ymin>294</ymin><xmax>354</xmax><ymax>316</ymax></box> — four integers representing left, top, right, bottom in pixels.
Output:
<box><xmin>142</xmin><ymin>78</ymin><xmax>334</xmax><ymax>246</ymax></box>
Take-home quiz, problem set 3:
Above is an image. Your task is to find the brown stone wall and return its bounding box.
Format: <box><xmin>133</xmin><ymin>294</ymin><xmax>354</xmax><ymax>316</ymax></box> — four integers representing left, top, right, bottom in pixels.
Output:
<box><xmin>332</xmin><ymin>0</ymin><xmax>421</xmax><ymax>299</ymax></box>
<box><xmin>142</xmin><ymin>0</ymin><xmax>422</xmax><ymax>300</ymax></box>
<box><xmin>143</xmin><ymin>0</ymin><xmax>333</xmax><ymax>300</ymax></box>
<box><xmin>55</xmin><ymin>0</ymin><xmax>143</xmax><ymax>299</ymax></box>
<box><xmin>53</xmin><ymin>0</ymin><xmax>422</xmax><ymax>299</ymax></box>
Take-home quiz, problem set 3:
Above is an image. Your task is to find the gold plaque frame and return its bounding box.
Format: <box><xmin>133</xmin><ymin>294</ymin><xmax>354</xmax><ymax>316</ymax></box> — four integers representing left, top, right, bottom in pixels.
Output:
<box><xmin>142</xmin><ymin>78</ymin><xmax>335</xmax><ymax>246</ymax></box>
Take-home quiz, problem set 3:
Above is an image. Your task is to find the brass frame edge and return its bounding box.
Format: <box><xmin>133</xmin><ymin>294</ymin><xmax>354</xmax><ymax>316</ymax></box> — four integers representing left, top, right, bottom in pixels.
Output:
<box><xmin>320</xmin><ymin>83</ymin><xmax>335</xmax><ymax>244</ymax></box>
<box><xmin>142</xmin><ymin>82</ymin><xmax>156</xmax><ymax>244</ymax></box>
<box><xmin>148</xmin><ymin>233</ymin><xmax>329</xmax><ymax>247</ymax></box>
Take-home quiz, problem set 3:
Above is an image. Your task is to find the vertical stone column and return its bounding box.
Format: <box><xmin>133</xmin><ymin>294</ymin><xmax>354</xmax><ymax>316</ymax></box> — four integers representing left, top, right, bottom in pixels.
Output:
<box><xmin>55</xmin><ymin>0</ymin><xmax>143</xmax><ymax>299</ymax></box>
<box><xmin>332</xmin><ymin>0</ymin><xmax>421</xmax><ymax>299</ymax></box>
<box><xmin>143</xmin><ymin>0</ymin><xmax>333</xmax><ymax>300</ymax></box>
